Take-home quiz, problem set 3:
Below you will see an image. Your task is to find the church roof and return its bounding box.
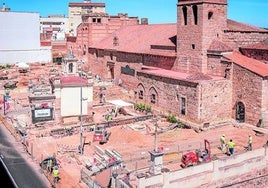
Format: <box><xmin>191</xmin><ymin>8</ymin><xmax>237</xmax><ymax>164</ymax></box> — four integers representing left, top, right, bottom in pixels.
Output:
<box><xmin>139</xmin><ymin>67</ymin><xmax>223</xmax><ymax>83</ymax></box>
<box><xmin>226</xmin><ymin>19</ymin><xmax>268</xmax><ymax>33</ymax></box>
<box><xmin>208</xmin><ymin>40</ymin><xmax>232</xmax><ymax>53</ymax></box>
<box><xmin>223</xmin><ymin>51</ymin><xmax>268</xmax><ymax>77</ymax></box>
<box><xmin>92</xmin><ymin>24</ymin><xmax>177</xmax><ymax>56</ymax></box>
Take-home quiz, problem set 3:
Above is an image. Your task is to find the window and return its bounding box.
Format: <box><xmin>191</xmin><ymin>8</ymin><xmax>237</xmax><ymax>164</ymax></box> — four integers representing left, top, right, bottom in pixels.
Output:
<box><xmin>68</xmin><ymin>63</ymin><xmax>73</xmax><ymax>73</ymax></box>
<box><xmin>193</xmin><ymin>5</ymin><xmax>198</xmax><ymax>25</ymax></box>
<box><xmin>113</xmin><ymin>36</ymin><xmax>119</xmax><ymax>46</ymax></box>
<box><xmin>183</xmin><ymin>6</ymin><xmax>187</xmax><ymax>25</ymax></box>
<box><xmin>97</xmin><ymin>18</ymin><xmax>101</xmax><ymax>23</ymax></box>
<box><xmin>150</xmin><ymin>94</ymin><xmax>156</xmax><ymax>103</ymax></box>
<box><xmin>93</xmin><ymin>18</ymin><xmax>96</xmax><ymax>23</ymax></box>
<box><xmin>83</xmin><ymin>45</ymin><xmax>86</xmax><ymax>55</ymax></box>
<box><xmin>192</xmin><ymin>44</ymin><xmax>195</xmax><ymax>49</ymax></box>
<box><xmin>208</xmin><ymin>11</ymin><xmax>213</xmax><ymax>20</ymax></box>
<box><xmin>181</xmin><ymin>97</ymin><xmax>186</xmax><ymax>115</ymax></box>
<box><xmin>139</xmin><ymin>90</ymin><xmax>144</xmax><ymax>99</ymax></box>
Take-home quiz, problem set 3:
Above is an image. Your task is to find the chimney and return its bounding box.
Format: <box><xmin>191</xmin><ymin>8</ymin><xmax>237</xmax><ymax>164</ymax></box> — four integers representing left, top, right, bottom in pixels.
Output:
<box><xmin>141</xmin><ymin>18</ymin><xmax>148</xmax><ymax>25</ymax></box>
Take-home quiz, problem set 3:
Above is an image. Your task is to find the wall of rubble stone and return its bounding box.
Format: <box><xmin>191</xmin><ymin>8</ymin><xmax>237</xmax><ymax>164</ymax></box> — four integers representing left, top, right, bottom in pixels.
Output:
<box><xmin>223</xmin><ymin>31</ymin><xmax>268</xmax><ymax>50</ymax></box>
<box><xmin>232</xmin><ymin>64</ymin><xmax>263</xmax><ymax>125</ymax></box>
<box><xmin>240</xmin><ymin>48</ymin><xmax>268</xmax><ymax>62</ymax></box>
<box><xmin>199</xmin><ymin>79</ymin><xmax>232</xmax><ymax>122</ymax></box>
<box><xmin>136</xmin><ymin>73</ymin><xmax>232</xmax><ymax>123</ymax></box>
<box><xmin>137</xmin><ymin>73</ymin><xmax>200</xmax><ymax>121</ymax></box>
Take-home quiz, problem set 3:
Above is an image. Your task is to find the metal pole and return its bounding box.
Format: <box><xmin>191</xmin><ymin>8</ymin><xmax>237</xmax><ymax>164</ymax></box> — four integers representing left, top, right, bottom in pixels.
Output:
<box><xmin>79</xmin><ymin>63</ymin><xmax>83</xmax><ymax>155</ymax></box>
<box><xmin>154</xmin><ymin>121</ymin><xmax>158</xmax><ymax>152</ymax></box>
<box><xmin>3</xmin><ymin>95</ymin><xmax>5</xmax><ymax>115</ymax></box>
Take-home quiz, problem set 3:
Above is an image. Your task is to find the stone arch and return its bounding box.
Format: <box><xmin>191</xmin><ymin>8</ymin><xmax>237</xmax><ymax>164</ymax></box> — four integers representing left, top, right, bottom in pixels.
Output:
<box><xmin>236</xmin><ymin>101</ymin><xmax>245</xmax><ymax>123</ymax></box>
<box><xmin>137</xmin><ymin>83</ymin><xmax>146</xmax><ymax>100</ymax></box>
<box><xmin>149</xmin><ymin>86</ymin><xmax>158</xmax><ymax>104</ymax></box>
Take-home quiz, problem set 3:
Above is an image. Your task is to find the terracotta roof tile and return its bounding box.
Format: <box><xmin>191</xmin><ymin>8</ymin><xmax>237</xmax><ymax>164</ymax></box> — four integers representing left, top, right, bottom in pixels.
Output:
<box><xmin>208</xmin><ymin>40</ymin><xmax>232</xmax><ymax>52</ymax></box>
<box><xmin>92</xmin><ymin>24</ymin><xmax>177</xmax><ymax>56</ymax></box>
<box><xmin>226</xmin><ymin>19</ymin><xmax>268</xmax><ymax>33</ymax></box>
<box><xmin>60</xmin><ymin>76</ymin><xmax>88</xmax><ymax>86</ymax></box>
<box><xmin>223</xmin><ymin>51</ymin><xmax>268</xmax><ymax>77</ymax></box>
<box><xmin>139</xmin><ymin>67</ymin><xmax>223</xmax><ymax>83</ymax></box>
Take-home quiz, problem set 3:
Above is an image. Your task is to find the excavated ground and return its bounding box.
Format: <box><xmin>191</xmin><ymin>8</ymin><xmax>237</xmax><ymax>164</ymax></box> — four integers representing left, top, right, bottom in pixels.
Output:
<box><xmin>1</xmin><ymin>63</ymin><xmax>267</xmax><ymax>188</ymax></box>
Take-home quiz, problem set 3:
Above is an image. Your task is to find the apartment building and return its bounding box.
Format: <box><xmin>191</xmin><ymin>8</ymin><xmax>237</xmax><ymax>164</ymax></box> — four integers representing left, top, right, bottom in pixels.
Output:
<box><xmin>68</xmin><ymin>0</ymin><xmax>105</xmax><ymax>36</ymax></box>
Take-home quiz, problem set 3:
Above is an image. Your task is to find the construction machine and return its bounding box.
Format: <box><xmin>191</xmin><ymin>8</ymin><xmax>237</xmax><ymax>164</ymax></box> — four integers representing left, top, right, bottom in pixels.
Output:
<box><xmin>181</xmin><ymin>139</ymin><xmax>211</xmax><ymax>168</ymax></box>
<box><xmin>93</xmin><ymin>125</ymin><xmax>111</xmax><ymax>144</ymax></box>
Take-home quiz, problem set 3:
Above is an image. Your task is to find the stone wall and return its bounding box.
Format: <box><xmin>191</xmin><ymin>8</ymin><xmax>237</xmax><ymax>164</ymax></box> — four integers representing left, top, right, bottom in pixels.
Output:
<box><xmin>199</xmin><ymin>79</ymin><xmax>232</xmax><ymax>122</ymax></box>
<box><xmin>176</xmin><ymin>2</ymin><xmax>227</xmax><ymax>74</ymax></box>
<box><xmin>88</xmin><ymin>50</ymin><xmax>177</xmax><ymax>88</ymax></box>
<box><xmin>207</xmin><ymin>54</ymin><xmax>231</xmax><ymax>77</ymax></box>
<box><xmin>223</xmin><ymin>31</ymin><xmax>268</xmax><ymax>50</ymax></box>
<box><xmin>137</xmin><ymin>148</ymin><xmax>268</xmax><ymax>188</ymax></box>
<box><xmin>232</xmin><ymin>64</ymin><xmax>263</xmax><ymax>125</ymax></box>
<box><xmin>136</xmin><ymin>73</ymin><xmax>200</xmax><ymax>122</ymax></box>
<box><xmin>240</xmin><ymin>48</ymin><xmax>268</xmax><ymax>62</ymax></box>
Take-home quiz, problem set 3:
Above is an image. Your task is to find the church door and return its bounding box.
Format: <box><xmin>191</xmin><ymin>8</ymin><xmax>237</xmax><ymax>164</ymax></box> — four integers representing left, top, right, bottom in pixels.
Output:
<box><xmin>236</xmin><ymin>102</ymin><xmax>245</xmax><ymax>123</ymax></box>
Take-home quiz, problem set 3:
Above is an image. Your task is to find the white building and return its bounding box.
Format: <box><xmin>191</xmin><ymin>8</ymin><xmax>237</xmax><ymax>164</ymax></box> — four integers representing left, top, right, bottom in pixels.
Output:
<box><xmin>60</xmin><ymin>76</ymin><xmax>93</xmax><ymax>117</ymax></box>
<box><xmin>40</xmin><ymin>14</ymin><xmax>69</xmax><ymax>41</ymax></box>
<box><xmin>0</xmin><ymin>11</ymin><xmax>51</xmax><ymax>65</ymax></box>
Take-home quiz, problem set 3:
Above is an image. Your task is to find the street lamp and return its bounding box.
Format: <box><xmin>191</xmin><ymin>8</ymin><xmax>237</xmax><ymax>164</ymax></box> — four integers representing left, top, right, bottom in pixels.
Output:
<box><xmin>79</xmin><ymin>60</ymin><xmax>85</xmax><ymax>155</ymax></box>
<box><xmin>3</xmin><ymin>90</ymin><xmax>9</xmax><ymax>115</ymax></box>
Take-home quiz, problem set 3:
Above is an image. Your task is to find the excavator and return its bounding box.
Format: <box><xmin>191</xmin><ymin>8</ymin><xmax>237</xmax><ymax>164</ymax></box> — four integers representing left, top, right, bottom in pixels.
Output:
<box><xmin>181</xmin><ymin>139</ymin><xmax>211</xmax><ymax>168</ymax></box>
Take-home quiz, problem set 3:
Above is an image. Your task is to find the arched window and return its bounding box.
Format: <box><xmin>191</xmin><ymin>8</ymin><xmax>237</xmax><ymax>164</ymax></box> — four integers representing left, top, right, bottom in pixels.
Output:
<box><xmin>182</xmin><ymin>6</ymin><xmax>187</xmax><ymax>25</ymax></box>
<box><xmin>137</xmin><ymin>83</ymin><xmax>145</xmax><ymax>100</ymax></box>
<box><xmin>149</xmin><ymin>87</ymin><xmax>158</xmax><ymax>104</ymax></box>
<box><xmin>68</xmin><ymin>63</ymin><xmax>73</xmax><ymax>73</ymax></box>
<box><xmin>193</xmin><ymin>5</ymin><xmax>198</xmax><ymax>25</ymax></box>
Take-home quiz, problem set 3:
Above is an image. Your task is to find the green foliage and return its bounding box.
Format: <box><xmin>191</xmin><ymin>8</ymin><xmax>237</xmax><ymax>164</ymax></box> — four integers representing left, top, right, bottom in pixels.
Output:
<box><xmin>145</xmin><ymin>104</ymin><xmax>151</xmax><ymax>113</ymax></box>
<box><xmin>6</xmin><ymin>64</ymin><xmax>11</xmax><ymax>68</ymax></box>
<box><xmin>177</xmin><ymin>121</ymin><xmax>184</xmax><ymax>128</ymax></box>
<box><xmin>167</xmin><ymin>114</ymin><xmax>177</xmax><ymax>123</ymax></box>
<box><xmin>135</xmin><ymin>103</ymin><xmax>151</xmax><ymax>113</ymax></box>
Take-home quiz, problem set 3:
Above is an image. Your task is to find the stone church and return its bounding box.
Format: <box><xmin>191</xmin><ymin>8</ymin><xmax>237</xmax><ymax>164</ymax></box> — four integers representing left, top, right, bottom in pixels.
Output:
<box><xmin>68</xmin><ymin>0</ymin><xmax>268</xmax><ymax>127</ymax></box>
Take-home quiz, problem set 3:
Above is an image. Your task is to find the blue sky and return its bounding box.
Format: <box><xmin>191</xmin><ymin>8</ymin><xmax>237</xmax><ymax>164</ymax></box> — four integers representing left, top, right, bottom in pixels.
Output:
<box><xmin>1</xmin><ymin>0</ymin><xmax>268</xmax><ymax>28</ymax></box>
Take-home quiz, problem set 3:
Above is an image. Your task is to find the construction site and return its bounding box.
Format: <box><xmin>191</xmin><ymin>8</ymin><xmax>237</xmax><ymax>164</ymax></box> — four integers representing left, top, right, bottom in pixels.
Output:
<box><xmin>1</xmin><ymin>62</ymin><xmax>268</xmax><ymax>188</ymax></box>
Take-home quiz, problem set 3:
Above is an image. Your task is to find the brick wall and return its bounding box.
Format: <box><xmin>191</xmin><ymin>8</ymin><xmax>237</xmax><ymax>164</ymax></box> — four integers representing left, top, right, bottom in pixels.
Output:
<box><xmin>232</xmin><ymin>64</ymin><xmax>263</xmax><ymax>125</ymax></box>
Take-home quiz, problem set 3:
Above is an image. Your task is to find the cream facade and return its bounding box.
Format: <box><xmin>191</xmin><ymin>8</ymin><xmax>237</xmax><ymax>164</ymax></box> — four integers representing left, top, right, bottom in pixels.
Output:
<box><xmin>60</xmin><ymin>85</ymin><xmax>93</xmax><ymax>117</ymax></box>
<box><xmin>68</xmin><ymin>1</ymin><xmax>105</xmax><ymax>36</ymax></box>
